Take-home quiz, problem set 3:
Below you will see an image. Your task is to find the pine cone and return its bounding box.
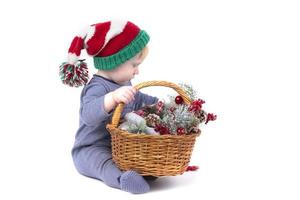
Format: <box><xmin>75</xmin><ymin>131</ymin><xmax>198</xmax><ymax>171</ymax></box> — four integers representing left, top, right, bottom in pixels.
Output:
<box><xmin>188</xmin><ymin>126</ymin><xmax>201</xmax><ymax>134</ymax></box>
<box><xmin>197</xmin><ymin>110</ymin><xmax>206</xmax><ymax>123</ymax></box>
<box><xmin>145</xmin><ymin>114</ymin><xmax>161</xmax><ymax>127</ymax></box>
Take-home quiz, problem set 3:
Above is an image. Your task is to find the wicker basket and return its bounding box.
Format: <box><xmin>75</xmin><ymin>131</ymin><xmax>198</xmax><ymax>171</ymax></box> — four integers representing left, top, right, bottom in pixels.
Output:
<box><xmin>106</xmin><ymin>81</ymin><xmax>201</xmax><ymax>176</ymax></box>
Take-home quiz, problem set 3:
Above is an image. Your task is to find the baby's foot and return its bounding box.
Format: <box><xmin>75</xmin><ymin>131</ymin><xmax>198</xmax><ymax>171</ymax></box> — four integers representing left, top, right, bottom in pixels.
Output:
<box><xmin>120</xmin><ymin>171</ymin><xmax>150</xmax><ymax>194</ymax></box>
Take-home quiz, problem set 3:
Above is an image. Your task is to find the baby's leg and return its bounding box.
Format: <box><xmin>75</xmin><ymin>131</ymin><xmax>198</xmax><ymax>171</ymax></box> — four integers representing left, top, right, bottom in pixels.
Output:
<box><xmin>72</xmin><ymin>145</ymin><xmax>122</xmax><ymax>188</ymax></box>
<box><xmin>72</xmin><ymin>145</ymin><xmax>150</xmax><ymax>194</ymax></box>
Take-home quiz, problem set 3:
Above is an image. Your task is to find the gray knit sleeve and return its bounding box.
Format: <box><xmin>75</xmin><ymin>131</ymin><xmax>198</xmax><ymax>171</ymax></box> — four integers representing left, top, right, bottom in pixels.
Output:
<box><xmin>80</xmin><ymin>84</ymin><xmax>112</xmax><ymax>126</ymax></box>
<box><xmin>134</xmin><ymin>91</ymin><xmax>159</xmax><ymax>111</ymax></box>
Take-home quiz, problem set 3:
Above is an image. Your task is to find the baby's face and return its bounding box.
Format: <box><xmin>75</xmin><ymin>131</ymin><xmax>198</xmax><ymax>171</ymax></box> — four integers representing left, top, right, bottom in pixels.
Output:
<box><xmin>109</xmin><ymin>50</ymin><xmax>147</xmax><ymax>85</ymax></box>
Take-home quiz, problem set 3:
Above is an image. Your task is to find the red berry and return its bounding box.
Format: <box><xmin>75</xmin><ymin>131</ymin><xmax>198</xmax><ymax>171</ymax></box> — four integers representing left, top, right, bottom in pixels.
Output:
<box><xmin>169</xmin><ymin>107</ymin><xmax>176</xmax><ymax>112</ymax></box>
<box><xmin>175</xmin><ymin>96</ymin><xmax>184</xmax><ymax>104</ymax></box>
<box><xmin>177</xmin><ymin>127</ymin><xmax>186</xmax><ymax>135</ymax></box>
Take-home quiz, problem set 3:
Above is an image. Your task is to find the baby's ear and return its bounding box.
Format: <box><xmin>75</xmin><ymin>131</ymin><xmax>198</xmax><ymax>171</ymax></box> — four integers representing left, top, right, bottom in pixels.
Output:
<box><xmin>138</xmin><ymin>46</ymin><xmax>149</xmax><ymax>61</ymax></box>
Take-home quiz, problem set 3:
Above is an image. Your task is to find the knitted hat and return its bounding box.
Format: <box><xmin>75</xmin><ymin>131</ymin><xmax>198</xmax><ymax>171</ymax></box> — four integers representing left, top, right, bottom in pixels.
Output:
<box><xmin>59</xmin><ymin>20</ymin><xmax>150</xmax><ymax>87</ymax></box>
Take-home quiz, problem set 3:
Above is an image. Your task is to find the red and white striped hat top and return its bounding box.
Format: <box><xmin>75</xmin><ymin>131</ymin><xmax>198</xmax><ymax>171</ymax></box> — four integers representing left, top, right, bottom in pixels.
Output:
<box><xmin>68</xmin><ymin>20</ymin><xmax>142</xmax><ymax>64</ymax></box>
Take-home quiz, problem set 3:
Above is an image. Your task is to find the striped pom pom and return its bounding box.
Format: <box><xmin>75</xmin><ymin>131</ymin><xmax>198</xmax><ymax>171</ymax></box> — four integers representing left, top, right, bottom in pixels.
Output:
<box><xmin>59</xmin><ymin>60</ymin><xmax>89</xmax><ymax>87</ymax></box>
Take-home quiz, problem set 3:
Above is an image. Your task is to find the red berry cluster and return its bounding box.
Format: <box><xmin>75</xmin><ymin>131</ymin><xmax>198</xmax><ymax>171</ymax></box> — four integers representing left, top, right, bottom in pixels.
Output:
<box><xmin>189</xmin><ymin>99</ymin><xmax>205</xmax><ymax>112</ymax></box>
<box><xmin>205</xmin><ymin>113</ymin><xmax>217</xmax><ymax>124</ymax></box>
<box><xmin>186</xmin><ymin>165</ymin><xmax>199</xmax><ymax>171</ymax></box>
<box><xmin>154</xmin><ymin>124</ymin><xmax>170</xmax><ymax>135</ymax></box>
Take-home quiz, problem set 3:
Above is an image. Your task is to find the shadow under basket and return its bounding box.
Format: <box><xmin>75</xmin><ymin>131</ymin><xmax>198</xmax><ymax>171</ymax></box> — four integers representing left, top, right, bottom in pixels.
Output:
<box><xmin>106</xmin><ymin>81</ymin><xmax>201</xmax><ymax>177</ymax></box>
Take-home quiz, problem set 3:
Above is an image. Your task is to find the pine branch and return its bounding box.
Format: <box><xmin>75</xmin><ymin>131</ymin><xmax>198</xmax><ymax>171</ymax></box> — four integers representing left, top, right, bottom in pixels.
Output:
<box><xmin>178</xmin><ymin>83</ymin><xmax>198</xmax><ymax>100</ymax></box>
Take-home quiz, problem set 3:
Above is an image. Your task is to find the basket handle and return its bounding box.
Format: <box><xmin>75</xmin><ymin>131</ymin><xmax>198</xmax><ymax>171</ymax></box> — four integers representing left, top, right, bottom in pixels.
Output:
<box><xmin>110</xmin><ymin>81</ymin><xmax>192</xmax><ymax>128</ymax></box>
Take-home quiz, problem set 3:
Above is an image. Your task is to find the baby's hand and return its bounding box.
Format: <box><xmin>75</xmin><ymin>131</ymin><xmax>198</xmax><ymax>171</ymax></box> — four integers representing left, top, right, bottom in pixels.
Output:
<box><xmin>112</xmin><ymin>86</ymin><xmax>137</xmax><ymax>104</ymax></box>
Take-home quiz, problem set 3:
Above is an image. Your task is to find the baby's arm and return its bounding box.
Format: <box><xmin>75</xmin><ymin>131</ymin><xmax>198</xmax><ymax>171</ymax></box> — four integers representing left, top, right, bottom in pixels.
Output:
<box><xmin>81</xmin><ymin>85</ymin><xmax>136</xmax><ymax>126</ymax></box>
<box><xmin>104</xmin><ymin>86</ymin><xmax>137</xmax><ymax>113</ymax></box>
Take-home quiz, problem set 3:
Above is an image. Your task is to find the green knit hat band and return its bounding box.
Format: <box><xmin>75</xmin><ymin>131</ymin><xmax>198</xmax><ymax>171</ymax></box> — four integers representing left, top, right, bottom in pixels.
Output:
<box><xmin>93</xmin><ymin>30</ymin><xmax>150</xmax><ymax>70</ymax></box>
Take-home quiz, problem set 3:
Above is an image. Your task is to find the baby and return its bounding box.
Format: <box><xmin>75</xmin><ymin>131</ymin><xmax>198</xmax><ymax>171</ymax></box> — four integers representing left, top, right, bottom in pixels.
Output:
<box><xmin>59</xmin><ymin>20</ymin><xmax>158</xmax><ymax>194</ymax></box>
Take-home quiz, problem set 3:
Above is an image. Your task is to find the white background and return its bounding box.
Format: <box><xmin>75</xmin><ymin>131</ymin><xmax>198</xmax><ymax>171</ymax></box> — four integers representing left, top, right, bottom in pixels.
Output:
<box><xmin>0</xmin><ymin>0</ymin><xmax>299</xmax><ymax>199</ymax></box>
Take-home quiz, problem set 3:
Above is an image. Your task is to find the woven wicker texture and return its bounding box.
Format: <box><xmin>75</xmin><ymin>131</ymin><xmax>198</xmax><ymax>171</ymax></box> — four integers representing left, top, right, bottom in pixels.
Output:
<box><xmin>106</xmin><ymin>81</ymin><xmax>200</xmax><ymax>176</ymax></box>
